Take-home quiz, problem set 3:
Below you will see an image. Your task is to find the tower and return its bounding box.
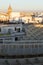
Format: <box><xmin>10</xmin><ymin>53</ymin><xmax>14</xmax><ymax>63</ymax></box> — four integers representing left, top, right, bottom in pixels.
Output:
<box><xmin>7</xmin><ymin>5</ymin><xmax>12</xmax><ymax>15</ymax></box>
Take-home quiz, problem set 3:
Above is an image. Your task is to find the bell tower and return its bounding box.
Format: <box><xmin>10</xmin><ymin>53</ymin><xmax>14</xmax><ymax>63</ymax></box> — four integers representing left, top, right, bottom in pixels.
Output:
<box><xmin>7</xmin><ymin>5</ymin><xmax>12</xmax><ymax>15</ymax></box>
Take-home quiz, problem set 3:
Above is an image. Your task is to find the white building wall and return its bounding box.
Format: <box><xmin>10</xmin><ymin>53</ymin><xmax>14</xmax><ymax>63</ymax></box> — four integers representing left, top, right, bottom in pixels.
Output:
<box><xmin>1</xmin><ymin>26</ymin><xmax>14</xmax><ymax>33</ymax></box>
<box><xmin>0</xmin><ymin>24</ymin><xmax>23</xmax><ymax>34</ymax></box>
<box><xmin>22</xmin><ymin>16</ymin><xmax>32</xmax><ymax>23</ymax></box>
<box><xmin>35</xmin><ymin>17</ymin><xmax>42</xmax><ymax>23</ymax></box>
<box><xmin>9</xmin><ymin>12</ymin><xmax>20</xmax><ymax>20</ymax></box>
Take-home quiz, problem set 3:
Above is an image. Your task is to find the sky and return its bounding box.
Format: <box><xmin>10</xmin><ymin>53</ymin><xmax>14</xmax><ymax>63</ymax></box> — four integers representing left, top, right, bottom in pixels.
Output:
<box><xmin>0</xmin><ymin>0</ymin><xmax>43</xmax><ymax>12</ymax></box>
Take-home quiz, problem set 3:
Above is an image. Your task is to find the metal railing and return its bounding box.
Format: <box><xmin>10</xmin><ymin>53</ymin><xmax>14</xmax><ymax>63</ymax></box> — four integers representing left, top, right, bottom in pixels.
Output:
<box><xmin>0</xmin><ymin>43</ymin><xmax>43</xmax><ymax>55</ymax></box>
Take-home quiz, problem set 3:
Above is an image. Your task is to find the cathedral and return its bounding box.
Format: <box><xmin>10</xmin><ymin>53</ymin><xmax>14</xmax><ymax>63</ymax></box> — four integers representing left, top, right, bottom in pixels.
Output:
<box><xmin>0</xmin><ymin>5</ymin><xmax>12</xmax><ymax>21</ymax></box>
<box><xmin>0</xmin><ymin>5</ymin><xmax>21</xmax><ymax>21</ymax></box>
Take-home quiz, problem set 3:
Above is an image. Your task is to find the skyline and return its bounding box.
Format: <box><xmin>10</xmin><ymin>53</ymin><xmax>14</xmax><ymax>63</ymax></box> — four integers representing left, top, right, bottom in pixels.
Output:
<box><xmin>0</xmin><ymin>0</ymin><xmax>43</xmax><ymax>12</ymax></box>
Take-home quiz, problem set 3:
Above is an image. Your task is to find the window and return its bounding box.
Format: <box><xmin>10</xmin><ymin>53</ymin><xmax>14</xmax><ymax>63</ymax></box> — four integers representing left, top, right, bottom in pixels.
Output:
<box><xmin>15</xmin><ymin>27</ymin><xmax>16</xmax><ymax>31</ymax></box>
<box><xmin>22</xmin><ymin>28</ymin><xmax>25</xmax><ymax>32</ymax></box>
<box><xmin>15</xmin><ymin>27</ymin><xmax>20</xmax><ymax>32</ymax></box>
<box><xmin>0</xmin><ymin>39</ymin><xmax>3</xmax><ymax>43</ymax></box>
<box><xmin>17</xmin><ymin>28</ymin><xmax>20</xmax><ymax>32</ymax></box>
<box><xmin>8</xmin><ymin>29</ymin><xmax>11</xmax><ymax>34</ymax></box>
<box><xmin>0</xmin><ymin>28</ymin><xmax>1</xmax><ymax>32</ymax></box>
<box><xmin>15</xmin><ymin>37</ymin><xmax>18</xmax><ymax>41</ymax></box>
